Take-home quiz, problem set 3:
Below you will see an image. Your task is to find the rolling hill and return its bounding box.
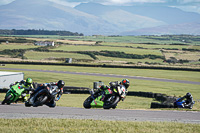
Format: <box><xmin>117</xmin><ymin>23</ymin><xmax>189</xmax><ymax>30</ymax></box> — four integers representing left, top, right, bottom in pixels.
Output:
<box><xmin>0</xmin><ymin>0</ymin><xmax>200</xmax><ymax>35</ymax></box>
<box><xmin>0</xmin><ymin>0</ymin><xmax>118</xmax><ymax>35</ymax></box>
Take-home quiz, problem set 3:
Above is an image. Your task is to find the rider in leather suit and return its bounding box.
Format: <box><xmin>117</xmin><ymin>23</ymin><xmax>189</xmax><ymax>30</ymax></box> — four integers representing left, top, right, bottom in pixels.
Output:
<box><xmin>177</xmin><ymin>92</ymin><xmax>195</xmax><ymax>109</ymax></box>
<box><xmin>28</xmin><ymin>80</ymin><xmax>65</xmax><ymax>107</ymax></box>
<box><xmin>93</xmin><ymin>79</ymin><xmax>130</xmax><ymax>98</ymax></box>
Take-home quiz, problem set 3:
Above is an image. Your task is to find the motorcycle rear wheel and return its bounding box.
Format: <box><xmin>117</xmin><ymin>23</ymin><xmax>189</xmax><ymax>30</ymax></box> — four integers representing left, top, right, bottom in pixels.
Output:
<box><xmin>103</xmin><ymin>95</ymin><xmax>120</xmax><ymax>109</ymax></box>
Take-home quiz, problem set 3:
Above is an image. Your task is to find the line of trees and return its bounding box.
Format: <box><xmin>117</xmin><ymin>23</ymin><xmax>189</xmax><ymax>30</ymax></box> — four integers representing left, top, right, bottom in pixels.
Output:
<box><xmin>77</xmin><ymin>50</ymin><xmax>164</xmax><ymax>60</ymax></box>
<box><xmin>0</xmin><ymin>29</ymin><xmax>84</xmax><ymax>36</ymax></box>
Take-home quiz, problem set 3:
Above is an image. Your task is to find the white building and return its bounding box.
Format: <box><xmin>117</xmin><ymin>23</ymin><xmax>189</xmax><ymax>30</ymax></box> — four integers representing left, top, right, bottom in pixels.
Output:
<box><xmin>34</xmin><ymin>41</ymin><xmax>55</xmax><ymax>46</ymax></box>
<box><xmin>0</xmin><ymin>71</ymin><xmax>24</xmax><ymax>89</ymax></box>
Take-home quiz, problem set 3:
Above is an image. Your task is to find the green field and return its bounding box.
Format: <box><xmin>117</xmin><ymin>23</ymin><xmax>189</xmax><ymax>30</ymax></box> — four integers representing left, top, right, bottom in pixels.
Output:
<box><xmin>25</xmin><ymin>51</ymin><xmax>92</xmax><ymax>60</ymax></box>
<box><xmin>7</xmin><ymin>35</ymin><xmax>200</xmax><ymax>45</ymax></box>
<box><xmin>0</xmin><ymin>35</ymin><xmax>200</xmax><ymax>68</ymax></box>
<box><xmin>51</xmin><ymin>45</ymin><xmax>163</xmax><ymax>55</ymax></box>
<box><xmin>0</xmin><ymin>43</ymin><xmax>39</xmax><ymax>50</ymax></box>
<box><xmin>101</xmin><ymin>42</ymin><xmax>190</xmax><ymax>49</ymax></box>
<box><xmin>0</xmin><ymin>118</ymin><xmax>199</xmax><ymax>133</ymax></box>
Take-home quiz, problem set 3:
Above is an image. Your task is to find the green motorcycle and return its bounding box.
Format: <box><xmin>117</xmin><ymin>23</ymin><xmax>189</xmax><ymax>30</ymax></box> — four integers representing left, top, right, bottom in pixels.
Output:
<box><xmin>83</xmin><ymin>85</ymin><xmax>128</xmax><ymax>109</ymax></box>
<box><xmin>1</xmin><ymin>83</ymin><xmax>30</xmax><ymax>105</ymax></box>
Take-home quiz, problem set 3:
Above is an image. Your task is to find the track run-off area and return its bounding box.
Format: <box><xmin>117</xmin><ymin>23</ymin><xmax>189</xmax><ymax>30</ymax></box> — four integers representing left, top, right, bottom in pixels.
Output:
<box><xmin>0</xmin><ymin>68</ymin><xmax>200</xmax><ymax>85</ymax></box>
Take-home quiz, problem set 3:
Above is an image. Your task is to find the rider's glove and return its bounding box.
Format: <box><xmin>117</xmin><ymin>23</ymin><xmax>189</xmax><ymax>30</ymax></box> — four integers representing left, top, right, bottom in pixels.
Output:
<box><xmin>20</xmin><ymin>80</ymin><xmax>26</xmax><ymax>84</ymax></box>
<box><xmin>21</xmin><ymin>93</ymin><xmax>26</xmax><ymax>97</ymax></box>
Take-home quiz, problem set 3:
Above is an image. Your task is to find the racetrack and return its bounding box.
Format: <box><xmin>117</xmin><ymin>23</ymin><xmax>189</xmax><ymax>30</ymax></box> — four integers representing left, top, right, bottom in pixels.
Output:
<box><xmin>0</xmin><ymin>104</ymin><xmax>200</xmax><ymax>124</ymax></box>
<box><xmin>0</xmin><ymin>68</ymin><xmax>200</xmax><ymax>124</ymax></box>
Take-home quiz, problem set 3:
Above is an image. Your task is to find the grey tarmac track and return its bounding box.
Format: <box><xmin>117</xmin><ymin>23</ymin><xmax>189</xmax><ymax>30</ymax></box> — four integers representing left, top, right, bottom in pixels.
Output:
<box><xmin>0</xmin><ymin>104</ymin><xmax>200</xmax><ymax>124</ymax></box>
<box><xmin>0</xmin><ymin>68</ymin><xmax>200</xmax><ymax>85</ymax></box>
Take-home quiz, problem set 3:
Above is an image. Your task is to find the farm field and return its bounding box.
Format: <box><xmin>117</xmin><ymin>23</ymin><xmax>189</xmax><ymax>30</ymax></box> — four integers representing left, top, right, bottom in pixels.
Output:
<box><xmin>0</xmin><ymin>35</ymin><xmax>200</xmax><ymax>69</ymax></box>
<box><xmin>7</xmin><ymin>35</ymin><xmax>200</xmax><ymax>45</ymax></box>
<box><xmin>0</xmin><ymin>43</ymin><xmax>39</xmax><ymax>50</ymax></box>
<box><xmin>24</xmin><ymin>51</ymin><xmax>92</xmax><ymax>60</ymax></box>
<box><xmin>51</xmin><ymin>45</ymin><xmax>163</xmax><ymax>55</ymax></box>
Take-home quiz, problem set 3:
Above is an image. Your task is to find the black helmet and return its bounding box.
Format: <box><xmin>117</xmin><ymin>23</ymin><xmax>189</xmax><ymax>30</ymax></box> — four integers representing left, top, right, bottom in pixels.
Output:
<box><xmin>121</xmin><ymin>79</ymin><xmax>130</xmax><ymax>89</ymax></box>
<box><xmin>186</xmin><ymin>92</ymin><xmax>191</xmax><ymax>98</ymax></box>
<box><xmin>57</xmin><ymin>80</ymin><xmax>65</xmax><ymax>89</ymax></box>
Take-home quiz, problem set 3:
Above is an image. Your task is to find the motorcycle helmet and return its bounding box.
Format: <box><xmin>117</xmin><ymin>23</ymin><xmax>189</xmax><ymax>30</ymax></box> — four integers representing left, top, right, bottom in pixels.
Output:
<box><xmin>57</xmin><ymin>80</ymin><xmax>65</xmax><ymax>89</ymax></box>
<box><xmin>186</xmin><ymin>92</ymin><xmax>191</xmax><ymax>98</ymax></box>
<box><xmin>121</xmin><ymin>79</ymin><xmax>130</xmax><ymax>89</ymax></box>
<box><xmin>26</xmin><ymin>78</ymin><xmax>33</xmax><ymax>86</ymax></box>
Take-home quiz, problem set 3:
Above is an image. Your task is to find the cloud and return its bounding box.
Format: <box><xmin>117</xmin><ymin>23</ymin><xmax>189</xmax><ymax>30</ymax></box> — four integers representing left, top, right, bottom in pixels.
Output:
<box><xmin>109</xmin><ymin>0</ymin><xmax>165</xmax><ymax>4</ymax></box>
<box><xmin>49</xmin><ymin>0</ymin><xmax>200</xmax><ymax>14</ymax></box>
<box><xmin>177</xmin><ymin>0</ymin><xmax>200</xmax><ymax>4</ymax></box>
<box><xmin>48</xmin><ymin>0</ymin><xmax>80</xmax><ymax>7</ymax></box>
<box><xmin>0</xmin><ymin>0</ymin><xmax>15</xmax><ymax>5</ymax></box>
<box><xmin>0</xmin><ymin>0</ymin><xmax>199</xmax><ymax>13</ymax></box>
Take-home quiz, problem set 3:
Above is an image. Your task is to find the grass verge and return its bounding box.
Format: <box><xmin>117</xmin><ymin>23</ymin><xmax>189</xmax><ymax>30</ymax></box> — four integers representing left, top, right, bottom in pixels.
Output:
<box><xmin>0</xmin><ymin>118</ymin><xmax>199</xmax><ymax>133</ymax></box>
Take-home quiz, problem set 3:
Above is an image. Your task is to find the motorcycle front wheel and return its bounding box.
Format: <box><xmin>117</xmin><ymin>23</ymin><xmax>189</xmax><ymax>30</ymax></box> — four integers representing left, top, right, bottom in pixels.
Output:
<box><xmin>2</xmin><ymin>94</ymin><xmax>13</xmax><ymax>105</ymax></box>
<box><xmin>83</xmin><ymin>96</ymin><xmax>93</xmax><ymax>109</ymax></box>
<box><xmin>33</xmin><ymin>90</ymin><xmax>48</xmax><ymax>107</ymax></box>
<box><xmin>103</xmin><ymin>95</ymin><xmax>120</xmax><ymax>109</ymax></box>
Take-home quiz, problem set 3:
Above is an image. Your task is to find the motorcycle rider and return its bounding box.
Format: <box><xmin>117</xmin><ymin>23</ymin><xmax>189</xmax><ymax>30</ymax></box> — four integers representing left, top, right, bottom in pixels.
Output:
<box><xmin>27</xmin><ymin>80</ymin><xmax>65</xmax><ymax>107</ymax></box>
<box><xmin>93</xmin><ymin>79</ymin><xmax>130</xmax><ymax>99</ymax></box>
<box><xmin>10</xmin><ymin>77</ymin><xmax>34</xmax><ymax>102</ymax></box>
<box><xmin>176</xmin><ymin>92</ymin><xmax>195</xmax><ymax>109</ymax></box>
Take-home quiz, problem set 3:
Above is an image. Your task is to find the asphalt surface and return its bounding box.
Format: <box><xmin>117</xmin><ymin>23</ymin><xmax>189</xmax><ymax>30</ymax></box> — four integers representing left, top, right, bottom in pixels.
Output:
<box><xmin>0</xmin><ymin>104</ymin><xmax>200</xmax><ymax>123</ymax></box>
<box><xmin>0</xmin><ymin>68</ymin><xmax>200</xmax><ymax>85</ymax></box>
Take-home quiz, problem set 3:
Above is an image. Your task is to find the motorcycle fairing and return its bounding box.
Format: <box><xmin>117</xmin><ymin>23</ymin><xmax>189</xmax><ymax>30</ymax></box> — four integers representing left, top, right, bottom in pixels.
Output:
<box><xmin>91</xmin><ymin>95</ymin><xmax>104</xmax><ymax>108</ymax></box>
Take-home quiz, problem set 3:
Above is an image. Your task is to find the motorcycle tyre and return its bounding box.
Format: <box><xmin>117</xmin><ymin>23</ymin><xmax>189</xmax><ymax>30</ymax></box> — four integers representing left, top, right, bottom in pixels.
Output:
<box><xmin>2</xmin><ymin>94</ymin><xmax>13</xmax><ymax>105</ymax></box>
<box><xmin>33</xmin><ymin>96</ymin><xmax>48</xmax><ymax>107</ymax></box>
<box><xmin>83</xmin><ymin>96</ymin><xmax>93</xmax><ymax>109</ymax></box>
<box><xmin>33</xmin><ymin>90</ymin><xmax>48</xmax><ymax>107</ymax></box>
<box><xmin>103</xmin><ymin>95</ymin><xmax>120</xmax><ymax>109</ymax></box>
<box><xmin>25</xmin><ymin>101</ymin><xmax>31</xmax><ymax>107</ymax></box>
<box><xmin>112</xmin><ymin>105</ymin><xmax>117</xmax><ymax>109</ymax></box>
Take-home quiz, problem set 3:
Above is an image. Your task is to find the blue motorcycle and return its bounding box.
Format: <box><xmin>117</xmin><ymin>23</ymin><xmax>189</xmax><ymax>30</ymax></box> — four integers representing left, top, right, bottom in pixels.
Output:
<box><xmin>174</xmin><ymin>98</ymin><xmax>195</xmax><ymax>109</ymax></box>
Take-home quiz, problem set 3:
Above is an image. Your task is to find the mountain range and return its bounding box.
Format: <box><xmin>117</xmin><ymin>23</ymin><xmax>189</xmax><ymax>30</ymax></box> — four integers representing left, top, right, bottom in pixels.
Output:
<box><xmin>0</xmin><ymin>0</ymin><xmax>200</xmax><ymax>35</ymax></box>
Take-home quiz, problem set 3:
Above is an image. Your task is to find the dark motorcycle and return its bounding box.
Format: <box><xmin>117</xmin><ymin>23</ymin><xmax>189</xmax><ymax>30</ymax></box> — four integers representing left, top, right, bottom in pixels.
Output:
<box><xmin>83</xmin><ymin>85</ymin><xmax>128</xmax><ymax>109</ymax></box>
<box><xmin>25</xmin><ymin>86</ymin><xmax>60</xmax><ymax>107</ymax></box>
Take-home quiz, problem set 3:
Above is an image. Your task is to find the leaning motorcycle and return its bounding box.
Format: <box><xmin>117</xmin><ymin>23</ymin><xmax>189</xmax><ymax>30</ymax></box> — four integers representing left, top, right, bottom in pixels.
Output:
<box><xmin>25</xmin><ymin>86</ymin><xmax>59</xmax><ymax>107</ymax></box>
<box><xmin>174</xmin><ymin>98</ymin><xmax>195</xmax><ymax>108</ymax></box>
<box><xmin>1</xmin><ymin>83</ymin><xmax>30</xmax><ymax>105</ymax></box>
<box><xmin>83</xmin><ymin>85</ymin><xmax>128</xmax><ymax>109</ymax></box>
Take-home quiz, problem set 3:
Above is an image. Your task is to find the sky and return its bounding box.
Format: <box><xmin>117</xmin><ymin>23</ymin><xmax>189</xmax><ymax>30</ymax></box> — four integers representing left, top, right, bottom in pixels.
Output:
<box><xmin>0</xmin><ymin>0</ymin><xmax>200</xmax><ymax>14</ymax></box>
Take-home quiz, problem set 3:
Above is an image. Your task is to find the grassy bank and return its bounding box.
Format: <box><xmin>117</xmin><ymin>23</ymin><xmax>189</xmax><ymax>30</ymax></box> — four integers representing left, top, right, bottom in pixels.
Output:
<box><xmin>2</xmin><ymin>64</ymin><xmax>200</xmax><ymax>82</ymax></box>
<box><xmin>0</xmin><ymin>118</ymin><xmax>199</xmax><ymax>133</ymax></box>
